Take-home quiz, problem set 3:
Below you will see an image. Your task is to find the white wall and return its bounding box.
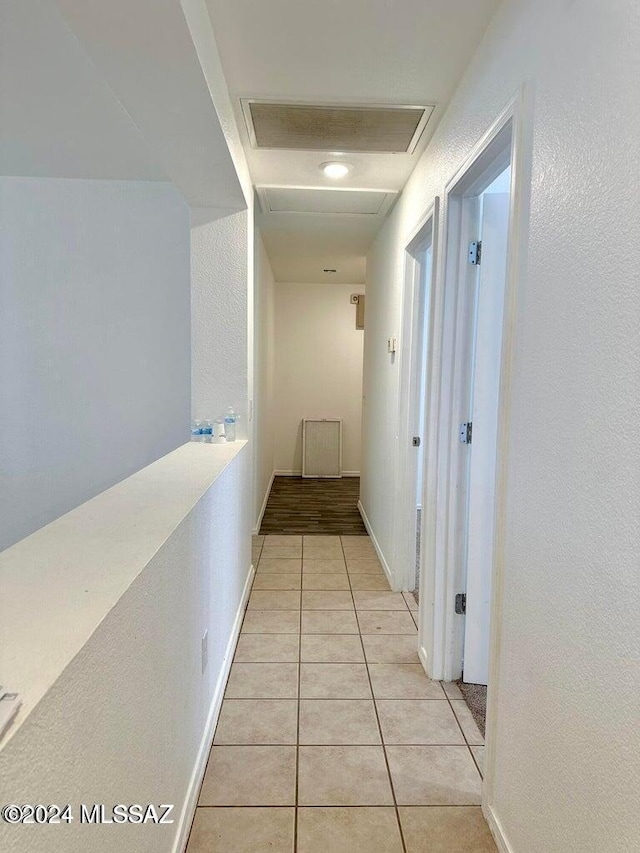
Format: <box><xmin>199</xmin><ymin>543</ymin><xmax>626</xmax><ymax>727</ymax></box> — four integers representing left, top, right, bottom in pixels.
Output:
<box><xmin>361</xmin><ymin>1</ymin><xmax>640</xmax><ymax>851</ymax></box>
<box><xmin>274</xmin><ymin>282</ymin><xmax>365</xmax><ymax>475</ymax></box>
<box><xmin>0</xmin><ymin>177</ymin><xmax>190</xmax><ymax>553</ymax></box>
<box><xmin>253</xmin><ymin>229</ymin><xmax>276</xmax><ymax>528</ymax></box>
<box><xmin>191</xmin><ymin>208</ymin><xmax>249</xmax><ymax>432</ymax></box>
<box><xmin>0</xmin><ymin>444</ymin><xmax>252</xmax><ymax>853</ymax></box>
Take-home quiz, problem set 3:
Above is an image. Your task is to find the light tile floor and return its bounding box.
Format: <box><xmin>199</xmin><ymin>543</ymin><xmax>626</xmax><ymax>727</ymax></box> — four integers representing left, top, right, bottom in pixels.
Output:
<box><xmin>187</xmin><ymin>534</ymin><xmax>496</xmax><ymax>852</ymax></box>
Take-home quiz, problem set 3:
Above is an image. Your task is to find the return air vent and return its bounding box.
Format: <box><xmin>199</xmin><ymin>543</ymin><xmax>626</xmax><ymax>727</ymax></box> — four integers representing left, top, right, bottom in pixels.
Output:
<box><xmin>256</xmin><ymin>186</ymin><xmax>398</xmax><ymax>217</ymax></box>
<box><xmin>302</xmin><ymin>419</ymin><xmax>342</xmax><ymax>478</ymax></box>
<box><xmin>241</xmin><ymin>100</ymin><xmax>434</xmax><ymax>153</ymax></box>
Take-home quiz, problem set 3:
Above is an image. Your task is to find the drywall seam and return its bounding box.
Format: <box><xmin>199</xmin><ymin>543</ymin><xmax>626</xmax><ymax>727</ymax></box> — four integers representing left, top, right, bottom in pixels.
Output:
<box><xmin>172</xmin><ymin>562</ymin><xmax>255</xmax><ymax>853</ymax></box>
<box><xmin>357</xmin><ymin>500</ymin><xmax>395</xmax><ymax>590</ymax></box>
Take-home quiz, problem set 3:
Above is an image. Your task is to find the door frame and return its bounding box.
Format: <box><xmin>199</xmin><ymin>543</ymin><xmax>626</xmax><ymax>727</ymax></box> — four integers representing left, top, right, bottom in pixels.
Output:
<box><xmin>415</xmin><ymin>86</ymin><xmax>534</xmax><ymax>810</ymax></box>
<box><xmin>394</xmin><ymin>199</ymin><xmax>439</xmax><ymax>594</ymax></box>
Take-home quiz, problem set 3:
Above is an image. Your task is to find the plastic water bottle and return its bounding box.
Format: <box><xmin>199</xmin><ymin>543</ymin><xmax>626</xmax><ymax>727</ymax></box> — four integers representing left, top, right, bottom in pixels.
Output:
<box><xmin>224</xmin><ymin>407</ymin><xmax>238</xmax><ymax>442</ymax></box>
<box><xmin>202</xmin><ymin>419</ymin><xmax>213</xmax><ymax>443</ymax></box>
<box><xmin>213</xmin><ymin>419</ymin><xmax>225</xmax><ymax>443</ymax></box>
<box><xmin>191</xmin><ymin>419</ymin><xmax>203</xmax><ymax>441</ymax></box>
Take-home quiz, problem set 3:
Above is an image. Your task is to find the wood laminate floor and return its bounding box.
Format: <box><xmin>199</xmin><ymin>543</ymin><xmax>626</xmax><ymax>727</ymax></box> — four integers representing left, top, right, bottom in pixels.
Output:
<box><xmin>260</xmin><ymin>477</ymin><xmax>367</xmax><ymax>535</ymax></box>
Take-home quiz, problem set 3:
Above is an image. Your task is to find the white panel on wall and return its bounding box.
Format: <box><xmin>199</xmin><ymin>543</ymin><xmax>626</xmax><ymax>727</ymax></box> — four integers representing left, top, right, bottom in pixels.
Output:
<box><xmin>302</xmin><ymin>419</ymin><xmax>342</xmax><ymax>478</ymax></box>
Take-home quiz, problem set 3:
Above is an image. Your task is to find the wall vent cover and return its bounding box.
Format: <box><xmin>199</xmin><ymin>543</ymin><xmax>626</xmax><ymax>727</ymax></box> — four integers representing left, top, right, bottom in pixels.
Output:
<box><xmin>242</xmin><ymin>100</ymin><xmax>434</xmax><ymax>153</ymax></box>
<box><xmin>302</xmin><ymin>419</ymin><xmax>342</xmax><ymax>478</ymax></box>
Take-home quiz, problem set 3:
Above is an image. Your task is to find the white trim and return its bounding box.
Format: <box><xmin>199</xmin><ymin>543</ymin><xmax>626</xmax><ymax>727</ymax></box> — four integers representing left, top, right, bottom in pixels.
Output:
<box><xmin>417</xmin><ymin>642</ymin><xmax>429</xmax><ymax>674</ymax></box>
<box><xmin>424</xmin><ymin>92</ymin><xmax>522</xmax><ymax>685</ymax></box>
<box><xmin>357</xmin><ymin>500</ymin><xmax>394</xmax><ymax>590</ymax></box>
<box><xmin>483</xmin><ymin>81</ymin><xmax>535</xmax><ymax>817</ymax></box>
<box><xmin>172</xmin><ymin>563</ymin><xmax>255</xmax><ymax>853</ymax></box>
<box><xmin>484</xmin><ymin>804</ymin><xmax>515</xmax><ymax>853</ymax></box>
<box><xmin>253</xmin><ymin>470</ymin><xmax>275</xmax><ymax>535</ymax></box>
<box><xmin>395</xmin><ymin>200</ymin><xmax>439</xmax><ymax>595</ymax></box>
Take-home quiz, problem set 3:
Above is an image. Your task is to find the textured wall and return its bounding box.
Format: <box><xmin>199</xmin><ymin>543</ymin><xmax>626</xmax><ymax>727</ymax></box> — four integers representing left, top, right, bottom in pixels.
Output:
<box><xmin>0</xmin><ymin>177</ymin><xmax>190</xmax><ymax>553</ymax></box>
<box><xmin>191</xmin><ymin>208</ymin><xmax>249</xmax><ymax>432</ymax></box>
<box><xmin>361</xmin><ymin>0</ymin><xmax>640</xmax><ymax>850</ymax></box>
<box><xmin>253</xmin><ymin>230</ymin><xmax>276</xmax><ymax>527</ymax></box>
<box><xmin>0</xmin><ymin>446</ymin><xmax>251</xmax><ymax>853</ymax></box>
<box><xmin>274</xmin><ymin>282</ymin><xmax>365</xmax><ymax>475</ymax></box>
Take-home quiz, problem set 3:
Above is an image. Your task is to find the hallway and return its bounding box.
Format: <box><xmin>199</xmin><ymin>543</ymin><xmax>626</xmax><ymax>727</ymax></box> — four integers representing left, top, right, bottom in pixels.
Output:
<box><xmin>260</xmin><ymin>477</ymin><xmax>366</xmax><ymax>535</ymax></box>
<box><xmin>186</xmin><ymin>534</ymin><xmax>494</xmax><ymax>852</ymax></box>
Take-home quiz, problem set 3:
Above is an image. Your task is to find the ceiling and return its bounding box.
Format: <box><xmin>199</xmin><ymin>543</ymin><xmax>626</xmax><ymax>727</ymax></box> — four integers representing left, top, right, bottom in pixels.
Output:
<box><xmin>1</xmin><ymin>0</ymin><xmax>247</xmax><ymax>209</ymax></box>
<box><xmin>0</xmin><ymin>0</ymin><xmax>165</xmax><ymax>181</ymax></box>
<box><xmin>206</xmin><ymin>0</ymin><xmax>501</xmax><ymax>282</ymax></box>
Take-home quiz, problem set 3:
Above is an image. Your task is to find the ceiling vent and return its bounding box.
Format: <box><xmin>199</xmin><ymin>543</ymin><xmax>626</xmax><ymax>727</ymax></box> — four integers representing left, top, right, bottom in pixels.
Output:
<box><xmin>241</xmin><ymin>100</ymin><xmax>434</xmax><ymax>153</ymax></box>
<box><xmin>256</xmin><ymin>186</ymin><xmax>398</xmax><ymax>217</ymax></box>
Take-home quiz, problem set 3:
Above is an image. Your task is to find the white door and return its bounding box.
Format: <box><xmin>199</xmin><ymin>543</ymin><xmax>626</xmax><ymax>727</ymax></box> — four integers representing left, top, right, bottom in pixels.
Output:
<box><xmin>463</xmin><ymin>191</ymin><xmax>510</xmax><ymax>685</ymax></box>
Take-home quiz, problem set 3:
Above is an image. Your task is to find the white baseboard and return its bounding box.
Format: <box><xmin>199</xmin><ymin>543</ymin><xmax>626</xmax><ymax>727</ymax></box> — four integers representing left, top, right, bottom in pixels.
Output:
<box><xmin>484</xmin><ymin>803</ymin><xmax>514</xmax><ymax>853</ymax></box>
<box><xmin>172</xmin><ymin>563</ymin><xmax>255</xmax><ymax>853</ymax></box>
<box><xmin>273</xmin><ymin>470</ymin><xmax>360</xmax><ymax>477</ymax></box>
<box><xmin>357</xmin><ymin>500</ymin><xmax>394</xmax><ymax>589</ymax></box>
<box><xmin>253</xmin><ymin>471</ymin><xmax>275</xmax><ymax>535</ymax></box>
<box><xmin>418</xmin><ymin>643</ymin><xmax>429</xmax><ymax>674</ymax></box>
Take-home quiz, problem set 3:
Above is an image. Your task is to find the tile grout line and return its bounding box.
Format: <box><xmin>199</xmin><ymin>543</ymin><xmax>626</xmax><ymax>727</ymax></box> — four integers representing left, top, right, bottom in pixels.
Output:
<box><xmin>341</xmin><ymin>535</ymin><xmax>409</xmax><ymax>853</ymax></box>
<box><xmin>293</xmin><ymin>539</ymin><xmax>304</xmax><ymax>850</ymax></box>
<box><xmin>441</xmin><ymin>681</ymin><xmax>485</xmax><ymax>782</ymax></box>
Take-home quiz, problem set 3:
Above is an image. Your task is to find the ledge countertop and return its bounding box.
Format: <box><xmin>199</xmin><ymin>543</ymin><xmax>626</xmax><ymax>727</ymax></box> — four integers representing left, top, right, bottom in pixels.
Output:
<box><xmin>0</xmin><ymin>440</ymin><xmax>248</xmax><ymax>749</ymax></box>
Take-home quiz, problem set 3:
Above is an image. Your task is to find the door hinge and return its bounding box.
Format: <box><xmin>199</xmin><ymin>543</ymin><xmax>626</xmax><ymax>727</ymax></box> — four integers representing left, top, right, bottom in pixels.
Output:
<box><xmin>412</xmin><ymin>436</ymin><xmax>421</xmax><ymax>447</ymax></box>
<box><xmin>459</xmin><ymin>422</ymin><xmax>472</xmax><ymax>445</ymax></box>
<box><xmin>468</xmin><ymin>240</ymin><xmax>482</xmax><ymax>265</ymax></box>
<box><xmin>455</xmin><ymin>593</ymin><xmax>467</xmax><ymax>615</ymax></box>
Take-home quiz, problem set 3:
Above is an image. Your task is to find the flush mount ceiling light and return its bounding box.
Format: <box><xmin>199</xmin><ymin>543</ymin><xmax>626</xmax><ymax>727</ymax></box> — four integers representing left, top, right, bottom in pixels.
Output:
<box><xmin>320</xmin><ymin>161</ymin><xmax>351</xmax><ymax>179</ymax></box>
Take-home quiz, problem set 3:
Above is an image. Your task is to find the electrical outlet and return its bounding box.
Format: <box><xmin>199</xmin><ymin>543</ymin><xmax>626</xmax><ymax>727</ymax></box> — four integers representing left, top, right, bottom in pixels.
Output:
<box><xmin>201</xmin><ymin>630</ymin><xmax>208</xmax><ymax>674</ymax></box>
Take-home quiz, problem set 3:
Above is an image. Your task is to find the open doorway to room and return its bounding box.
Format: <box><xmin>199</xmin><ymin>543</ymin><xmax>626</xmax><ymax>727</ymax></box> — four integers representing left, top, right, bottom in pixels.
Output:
<box><xmin>417</xmin><ymin>111</ymin><xmax>518</xmax><ymax>748</ymax></box>
<box><xmin>397</xmin><ymin>201</ymin><xmax>439</xmax><ymax>600</ymax></box>
<box><xmin>456</xmin><ymin>162</ymin><xmax>511</xmax><ymax>733</ymax></box>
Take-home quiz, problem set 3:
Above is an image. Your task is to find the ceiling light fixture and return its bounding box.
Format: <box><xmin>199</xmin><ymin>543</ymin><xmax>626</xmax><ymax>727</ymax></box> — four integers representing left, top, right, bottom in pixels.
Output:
<box><xmin>320</xmin><ymin>161</ymin><xmax>351</xmax><ymax>179</ymax></box>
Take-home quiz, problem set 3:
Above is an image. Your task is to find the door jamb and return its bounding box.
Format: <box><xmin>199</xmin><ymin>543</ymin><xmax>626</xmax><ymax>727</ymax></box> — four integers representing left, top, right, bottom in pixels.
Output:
<box><xmin>413</xmin><ymin>86</ymin><xmax>534</xmax><ymax>819</ymax></box>
<box><xmin>394</xmin><ymin>200</ymin><xmax>439</xmax><ymax>596</ymax></box>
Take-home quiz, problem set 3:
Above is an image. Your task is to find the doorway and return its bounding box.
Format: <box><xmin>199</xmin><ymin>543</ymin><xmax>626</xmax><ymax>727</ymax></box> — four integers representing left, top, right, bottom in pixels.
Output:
<box><xmin>396</xmin><ymin>202</ymin><xmax>439</xmax><ymax>597</ymax></box>
<box><xmin>441</xmin><ymin>139</ymin><xmax>513</xmax><ymax>709</ymax></box>
<box><xmin>417</xmin><ymin>108</ymin><xmax>519</xmax><ymax>705</ymax></box>
<box><xmin>462</xmin><ymin>165</ymin><xmax>511</xmax><ymax>687</ymax></box>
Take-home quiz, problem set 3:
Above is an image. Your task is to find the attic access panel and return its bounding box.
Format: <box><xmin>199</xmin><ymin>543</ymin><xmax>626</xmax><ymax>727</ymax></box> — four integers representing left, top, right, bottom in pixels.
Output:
<box><xmin>242</xmin><ymin>101</ymin><xmax>434</xmax><ymax>153</ymax></box>
<box><xmin>256</xmin><ymin>186</ymin><xmax>397</xmax><ymax>216</ymax></box>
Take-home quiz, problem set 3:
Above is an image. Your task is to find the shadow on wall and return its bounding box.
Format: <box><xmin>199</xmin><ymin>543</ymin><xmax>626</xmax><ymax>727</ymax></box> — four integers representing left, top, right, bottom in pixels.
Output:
<box><xmin>190</xmin><ymin>206</ymin><xmax>246</xmax><ymax>227</ymax></box>
<box><xmin>294</xmin><ymin>421</ymin><xmax>303</xmax><ymax>472</ymax></box>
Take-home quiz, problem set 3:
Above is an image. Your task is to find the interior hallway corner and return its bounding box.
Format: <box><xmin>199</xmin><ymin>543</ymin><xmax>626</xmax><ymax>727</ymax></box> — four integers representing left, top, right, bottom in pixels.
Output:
<box><xmin>186</xmin><ymin>533</ymin><xmax>493</xmax><ymax>852</ymax></box>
